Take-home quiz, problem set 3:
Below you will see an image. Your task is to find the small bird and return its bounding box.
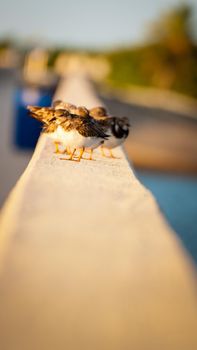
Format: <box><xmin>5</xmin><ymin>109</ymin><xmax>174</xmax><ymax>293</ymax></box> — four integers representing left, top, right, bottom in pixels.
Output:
<box><xmin>52</xmin><ymin>101</ymin><xmax>105</xmax><ymax>160</ymax></box>
<box><xmin>89</xmin><ymin>107</ymin><xmax>130</xmax><ymax>158</ymax></box>
<box><xmin>27</xmin><ymin>106</ymin><xmax>69</xmax><ymax>153</ymax></box>
<box><xmin>89</xmin><ymin>106</ymin><xmax>108</xmax><ymax>118</ymax></box>
<box><xmin>27</xmin><ymin>105</ymin><xmax>109</xmax><ymax>161</ymax></box>
<box><xmin>53</xmin><ymin>102</ymin><xmax>108</xmax><ymax>159</ymax></box>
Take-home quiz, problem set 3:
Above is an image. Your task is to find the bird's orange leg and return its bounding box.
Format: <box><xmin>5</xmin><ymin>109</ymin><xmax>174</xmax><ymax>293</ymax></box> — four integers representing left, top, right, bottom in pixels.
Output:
<box><xmin>101</xmin><ymin>146</ymin><xmax>118</xmax><ymax>159</ymax></box>
<box><xmin>66</xmin><ymin>146</ymin><xmax>71</xmax><ymax>155</ymax></box>
<box><xmin>88</xmin><ymin>149</ymin><xmax>93</xmax><ymax>160</ymax></box>
<box><xmin>109</xmin><ymin>149</ymin><xmax>120</xmax><ymax>159</ymax></box>
<box><xmin>60</xmin><ymin>148</ymin><xmax>76</xmax><ymax>161</ymax></box>
<box><xmin>84</xmin><ymin>148</ymin><xmax>94</xmax><ymax>160</ymax></box>
<box><xmin>54</xmin><ymin>141</ymin><xmax>62</xmax><ymax>154</ymax></box>
<box><xmin>62</xmin><ymin>146</ymin><xmax>71</xmax><ymax>154</ymax></box>
<box><xmin>100</xmin><ymin>146</ymin><xmax>106</xmax><ymax>157</ymax></box>
<box><xmin>77</xmin><ymin>147</ymin><xmax>85</xmax><ymax>162</ymax></box>
<box><xmin>109</xmin><ymin>149</ymin><xmax>115</xmax><ymax>158</ymax></box>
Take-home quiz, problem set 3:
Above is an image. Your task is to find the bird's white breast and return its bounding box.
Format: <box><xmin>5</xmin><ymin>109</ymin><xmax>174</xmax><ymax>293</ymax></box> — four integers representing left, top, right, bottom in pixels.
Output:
<box><xmin>48</xmin><ymin>126</ymin><xmax>100</xmax><ymax>149</ymax></box>
<box><xmin>103</xmin><ymin>130</ymin><xmax>124</xmax><ymax>149</ymax></box>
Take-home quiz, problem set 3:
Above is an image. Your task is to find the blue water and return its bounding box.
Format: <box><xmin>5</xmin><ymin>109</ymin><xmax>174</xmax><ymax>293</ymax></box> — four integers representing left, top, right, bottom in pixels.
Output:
<box><xmin>136</xmin><ymin>171</ymin><xmax>197</xmax><ymax>264</ymax></box>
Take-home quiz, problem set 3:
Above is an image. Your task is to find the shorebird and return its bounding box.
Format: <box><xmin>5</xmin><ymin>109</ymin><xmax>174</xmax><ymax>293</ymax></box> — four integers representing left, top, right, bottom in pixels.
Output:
<box><xmin>53</xmin><ymin>101</ymin><xmax>109</xmax><ymax>160</ymax></box>
<box><xmin>89</xmin><ymin>107</ymin><xmax>130</xmax><ymax>158</ymax></box>
<box><xmin>53</xmin><ymin>101</ymin><xmax>106</xmax><ymax>159</ymax></box>
<box><xmin>27</xmin><ymin>105</ymin><xmax>108</xmax><ymax>161</ymax></box>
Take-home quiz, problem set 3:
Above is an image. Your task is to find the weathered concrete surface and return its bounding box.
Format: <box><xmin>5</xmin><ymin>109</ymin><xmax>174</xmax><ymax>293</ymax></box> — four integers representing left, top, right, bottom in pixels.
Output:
<box><xmin>0</xmin><ymin>75</ymin><xmax>197</xmax><ymax>350</ymax></box>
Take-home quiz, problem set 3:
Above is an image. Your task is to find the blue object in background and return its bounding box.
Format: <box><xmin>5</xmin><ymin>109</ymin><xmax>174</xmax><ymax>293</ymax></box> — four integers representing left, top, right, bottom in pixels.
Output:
<box><xmin>136</xmin><ymin>170</ymin><xmax>197</xmax><ymax>264</ymax></box>
<box><xmin>14</xmin><ymin>85</ymin><xmax>55</xmax><ymax>149</ymax></box>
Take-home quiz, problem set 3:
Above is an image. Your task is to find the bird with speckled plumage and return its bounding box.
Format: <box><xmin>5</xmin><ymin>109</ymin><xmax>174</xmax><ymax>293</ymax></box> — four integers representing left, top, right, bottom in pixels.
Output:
<box><xmin>27</xmin><ymin>105</ymin><xmax>109</xmax><ymax>161</ymax></box>
<box><xmin>89</xmin><ymin>106</ymin><xmax>130</xmax><ymax>158</ymax></box>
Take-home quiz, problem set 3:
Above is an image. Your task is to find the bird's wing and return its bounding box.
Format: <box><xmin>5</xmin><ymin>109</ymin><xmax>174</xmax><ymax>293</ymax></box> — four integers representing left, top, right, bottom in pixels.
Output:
<box><xmin>60</xmin><ymin>118</ymin><xmax>75</xmax><ymax>132</ymax></box>
<box><xmin>43</xmin><ymin>122</ymin><xmax>58</xmax><ymax>133</ymax></box>
<box><xmin>52</xmin><ymin>100</ymin><xmax>63</xmax><ymax>108</ymax></box>
<box><xmin>27</xmin><ymin>106</ymin><xmax>55</xmax><ymax>123</ymax></box>
<box><xmin>76</xmin><ymin>118</ymin><xmax>109</xmax><ymax>139</ymax></box>
<box><xmin>97</xmin><ymin>117</ymin><xmax>113</xmax><ymax>129</ymax></box>
<box><xmin>27</xmin><ymin>106</ymin><xmax>68</xmax><ymax>124</ymax></box>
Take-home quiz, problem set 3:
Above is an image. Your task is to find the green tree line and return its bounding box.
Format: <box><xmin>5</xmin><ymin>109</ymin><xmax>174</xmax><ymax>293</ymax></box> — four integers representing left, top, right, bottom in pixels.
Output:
<box><xmin>105</xmin><ymin>5</ymin><xmax>197</xmax><ymax>98</ymax></box>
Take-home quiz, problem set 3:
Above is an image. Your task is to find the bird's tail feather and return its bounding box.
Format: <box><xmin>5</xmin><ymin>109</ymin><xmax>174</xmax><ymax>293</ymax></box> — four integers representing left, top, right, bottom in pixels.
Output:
<box><xmin>27</xmin><ymin>105</ymin><xmax>53</xmax><ymax>124</ymax></box>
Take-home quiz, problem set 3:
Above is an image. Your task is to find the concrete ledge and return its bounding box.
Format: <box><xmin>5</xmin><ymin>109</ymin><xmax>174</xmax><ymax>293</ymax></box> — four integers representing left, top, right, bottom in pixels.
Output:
<box><xmin>0</xmin><ymin>75</ymin><xmax>197</xmax><ymax>350</ymax></box>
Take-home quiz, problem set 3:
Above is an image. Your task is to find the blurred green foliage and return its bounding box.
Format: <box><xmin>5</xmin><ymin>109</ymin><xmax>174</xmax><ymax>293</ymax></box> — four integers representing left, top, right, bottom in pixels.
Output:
<box><xmin>105</xmin><ymin>5</ymin><xmax>197</xmax><ymax>98</ymax></box>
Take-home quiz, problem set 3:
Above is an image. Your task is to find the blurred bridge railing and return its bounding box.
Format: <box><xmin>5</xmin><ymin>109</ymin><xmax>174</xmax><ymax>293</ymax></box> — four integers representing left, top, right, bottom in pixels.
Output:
<box><xmin>0</xmin><ymin>72</ymin><xmax>197</xmax><ymax>350</ymax></box>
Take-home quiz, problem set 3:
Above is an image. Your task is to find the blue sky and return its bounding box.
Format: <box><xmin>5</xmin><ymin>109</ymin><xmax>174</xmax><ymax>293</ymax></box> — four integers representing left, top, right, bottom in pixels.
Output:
<box><xmin>1</xmin><ymin>0</ymin><xmax>197</xmax><ymax>48</ymax></box>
